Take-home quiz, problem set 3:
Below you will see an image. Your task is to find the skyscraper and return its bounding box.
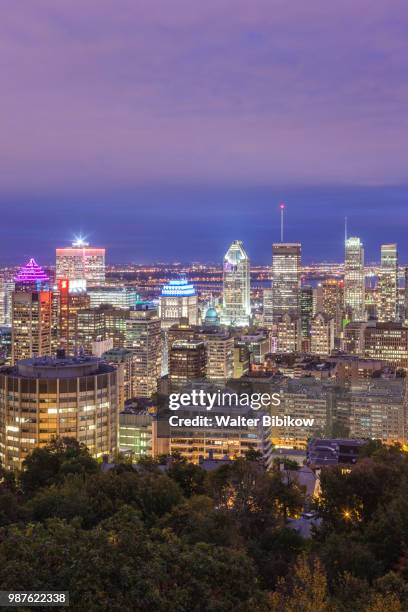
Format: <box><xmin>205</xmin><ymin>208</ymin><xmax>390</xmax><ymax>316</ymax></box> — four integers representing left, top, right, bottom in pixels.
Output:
<box><xmin>56</xmin><ymin>238</ymin><xmax>105</xmax><ymax>287</ymax></box>
<box><xmin>169</xmin><ymin>340</ymin><xmax>206</xmax><ymax>390</ymax></box>
<box><xmin>0</xmin><ymin>275</ymin><xmax>15</xmax><ymax>326</ymax></box>
<box><xmin>222</xmin><ymin>240</ymin><xmax>250</xmax><ymax>326</ymax></box>
<box><xmin>57</xmin><ymin>279</ymin><xmax>91</xmax><ymax>353</ymax></box>
<box><xmin>125</xmin><ymin>305</ymin><xmax>162</xmax><ymax>398</ymax></box>
<box><xmin>159</xmin><ymin>278</ymin><xmax>198</xmax><ymax>330</ymax></box>
<box><xmin>272</xmin><ymin>243</ymin><xmax>301</xmax><ymax>323</ymax></box>
<box><xmin>11</xmin><ymin>259</ymin><xmax>52</xmax><ymax>364</ymax></box>
<box><xmin>344</xmin><ymin>237</ymin><xmax>365</xmax><ymax>321</ymax></box>
<box><xmin>300</xmin><ymin>286</ymin><xmax>313</xmax><ymax>338</ymax></box>
<box><xmin>377</xmin><ymin>244</ymin><xmax>398</xmax><ymax>322</ymax></box>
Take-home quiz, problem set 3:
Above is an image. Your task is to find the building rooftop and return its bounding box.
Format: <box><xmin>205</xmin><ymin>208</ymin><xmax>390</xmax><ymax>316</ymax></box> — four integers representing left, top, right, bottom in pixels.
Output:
<box><xmin>161</xmin><ymin>278</ymin><xmax>196</xmax><ymax>297</ymax></box>
<box><xmin>14</xmin><ymin>258</ymin><xmax>49</xmax><ymax>285</ymax></box>
<box><xmin>5</xmin><ymin>354</ymin><xmax>115</xmax><ymax>379</ymax></box>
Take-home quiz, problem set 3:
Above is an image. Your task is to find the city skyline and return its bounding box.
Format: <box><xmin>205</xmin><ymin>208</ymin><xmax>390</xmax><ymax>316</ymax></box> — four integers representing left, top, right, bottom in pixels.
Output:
<box><xmin>2</xmin><ymin>203</ymin><xmax>408</xmax><ymax>268</ymax></box>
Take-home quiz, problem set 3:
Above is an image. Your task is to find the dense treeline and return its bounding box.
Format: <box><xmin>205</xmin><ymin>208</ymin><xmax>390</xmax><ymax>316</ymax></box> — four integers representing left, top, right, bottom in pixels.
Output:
<box><xmin>0</xmin><ymin>439</ymin><xmax>406</xmax><ymax>610</ymax></box>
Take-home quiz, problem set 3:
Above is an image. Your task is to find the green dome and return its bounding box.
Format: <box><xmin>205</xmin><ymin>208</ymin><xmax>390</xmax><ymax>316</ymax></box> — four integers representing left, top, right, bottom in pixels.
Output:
<box><xmin>204</xmin><ymin>307</ymin><xmax>220</xmax><ymax>326</ymax></box>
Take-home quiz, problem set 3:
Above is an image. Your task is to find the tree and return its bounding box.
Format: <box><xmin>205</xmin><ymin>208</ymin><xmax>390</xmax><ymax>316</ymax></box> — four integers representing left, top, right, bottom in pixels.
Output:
<box><xmin>269</xmin><ymin>554</ymin><xmax>331</xmax><ymax>612</ymax></box>
<box><xmin>166</xmin><ymin>456</ymin><xmax>206</xmax><ymax>497</ymax></box>
<box><xmin>20</xmin><ymin>437</ymin><xmax>98</xmax><ymax>494</ymax></box>
<box><xmin>206</xmin><ymin>457</ymin><xmax>305</xmax><ymax>537</ymax></box>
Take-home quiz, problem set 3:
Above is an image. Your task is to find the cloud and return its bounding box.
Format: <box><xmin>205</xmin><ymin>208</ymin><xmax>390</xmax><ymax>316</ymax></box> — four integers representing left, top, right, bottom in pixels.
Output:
<box><xmin>0</xmin><ymin>0</ymin><xmax>408</xmax><ymax>195</ymax></box>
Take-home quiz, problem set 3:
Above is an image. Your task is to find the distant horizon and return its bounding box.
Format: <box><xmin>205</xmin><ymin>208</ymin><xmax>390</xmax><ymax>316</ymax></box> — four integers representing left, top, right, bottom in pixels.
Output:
<box><xmin>1</xmin><ymin>182</ymin><xmax>408</xmax><ymax>266</ymax></box>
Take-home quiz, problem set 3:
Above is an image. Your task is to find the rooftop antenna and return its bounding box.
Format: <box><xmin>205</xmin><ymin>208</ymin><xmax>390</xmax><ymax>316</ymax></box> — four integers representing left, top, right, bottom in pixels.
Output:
<box><xmin>344</xmin><ymin>216</ymin><xmax>348</xmax><ymax>243</ymax></box>
<box><xmin>279</xmin><ymin>203</ymin><xmax>285</xmax><ymax>242</ymax></box>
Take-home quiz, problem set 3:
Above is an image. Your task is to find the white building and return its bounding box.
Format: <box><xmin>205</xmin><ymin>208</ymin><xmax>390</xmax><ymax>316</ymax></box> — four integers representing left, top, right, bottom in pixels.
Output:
<box><xmin>344</xmin><ymin>237</ymin><xmax>365</xmax><ymax>321</ymax></box>
<box><xmin>56</xmin><ymin>238</ymin><xmax>105</xmax><ymax>287</ymax></box>
<box><xmin>88</xmin><ymin>286</ymin><xmax>140</xmax><ymax>310</ymax></box>
<box><xmin>158</xmin><ymin>278</ymin><xmax>198</xmax><ymax>330</ymax></box>
<box><xmin>222</xmin><ymin>240</ymin><xmax>251</xmax><ymax>326</ymax></box>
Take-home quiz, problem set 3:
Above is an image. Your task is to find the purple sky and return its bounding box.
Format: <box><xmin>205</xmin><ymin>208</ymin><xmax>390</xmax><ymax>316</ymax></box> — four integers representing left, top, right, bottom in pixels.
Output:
<box><xmin>1</xmin><ymin>2</ymin><xmax>408</xmax><ymax>263</ymax></box>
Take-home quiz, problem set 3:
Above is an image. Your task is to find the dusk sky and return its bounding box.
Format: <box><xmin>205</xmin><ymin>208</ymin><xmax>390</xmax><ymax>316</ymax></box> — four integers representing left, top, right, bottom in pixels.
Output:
<box><xmin>1</xmin><ymin>1</ymin><xmax>408</xmax><ymax>264</ymax></box>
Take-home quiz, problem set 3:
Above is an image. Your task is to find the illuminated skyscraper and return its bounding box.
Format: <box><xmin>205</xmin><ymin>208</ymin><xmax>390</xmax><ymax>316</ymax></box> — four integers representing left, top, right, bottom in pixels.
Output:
<box><xmin>125</xmin><ymin>305</ymin><xmax>162</xmax><ymax>398</ymax></box>
<box><xmin>0</xmin><ymin>275</ymin><xmax>15</xmax><ymax>326</ymax></box>
<box><xmin>57</xmin><ymin>279</ymin><xmax>91</xmax><ymax>353</ymax></box>
<box><xmin>272</xmin><ymin>243</ymin><xmax>301</xmax><ymax>323</ymax></box>
<box><xmin>377</xmin><ymin>244</ymin><xmax>398</xmax><ymax>322</ymax></box>
<box><xmin>198</xmin><ymin>329</ymin><xmax>234</xmax><ymax>383</ymax></box>
<box><xmin>222</xmin><ymin>240</ymin><xmax>250</xmax><ymax>326</ymax></box>
<box><xmin>75</xmin><ymin>305</ymin><xmax>129</xmax><ymax>355</ymax></box>
<box><xmin>344</xmin><ymin>237</ymin><xmax>365</xmax><ymax>321</ymax></box>
<box><xmin>300</xmin><ymin>286</ymin><xmax>313</xmax><ymax>338</ymax></box>
<box><xmin>11</xmin><ymin>259</ymin><xmax>52</xmax><ymax>364</ymax></box>
<box><xmin>159</xmin><ymin>278</ymin><xmax>198</xmax><ymax>330</ymax></box>
<box><xmin>310</xmin><ymin>313</ymin><xmax>335</xmax><ymax>356</ymax></box>
<box><xmin>56</xmin><ymin>238</ymin><xmax>105</xmax><ymax>286</ymax></box>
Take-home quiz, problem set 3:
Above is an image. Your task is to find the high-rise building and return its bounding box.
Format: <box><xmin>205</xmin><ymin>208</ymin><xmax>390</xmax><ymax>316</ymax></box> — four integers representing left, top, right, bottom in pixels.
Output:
<box><xmin>0</xmin><ymin>354</ymin><xmax>119</xmax><ymax>470</ymax></box>
<box><xmin>0</xmin><ymin>327</ymin><xmax>12</xmax><ymax>365</ymax></box>
<box><xmin>102</xmin><ymin>348</ymin><xmax>138</xmax><ymax>406</ymax></box>
<box><xmin>300</xmin><ymin>286</ymin><xmax>313</xmax><ymax>338</ymax></box>
<box><xmin>75</xmin><ymin>307</ymin><xmax>105</xmax><ymax>354</ymax></box>
<box><xmin>88</xmin><ymin>286</ymin><xmax>140</xmax><ymax>310</ymax></box>
<box><xmin>310</xmin><ymin>313</ymin><xmax>335</xmax><ymax>356</ymax></box>
<box><xmin>125</xmin><ymin>305</ymin><xmax>162</xmax><ymax>398</ymax></box>
<box><xmin>364</xmin><ymin>322</ymin><xmax>408</xmax><ymax>369</ymax></box>
<box><xmin>0</xmin><ymin>276</ymin><xmax>15</xmax><ymax>326</ymax></box>
<box><xmin>262</xmin><ymin>288</ymin><xmax>274</xmax><ymax>328</ymax></box>
<box><xmin>377</xmin><ymin>244</ymin><xmax>398</xmax><ymax>322</ymax></box>
<box><xmin>314</xmin><ymin>279</ymin><xmax>344</xmax><ymax>336</ymax></box>
<box><xmin>233</xmin><ymin>341</ymin><xmax>250</xmax><ymax>378</ymax></box>
<box><xmin>57</xmin><ymin>279</ymin><xmax>90</xmax><ymax>354</ymax></box>
<box><xmin>272</xmin><ymin>243</ymin><xmax>301</xmax><ymax>323</ymax></box>
<box><xmin>169</xmin><ymin>340</ymin><xmax>206</xmax><ymax>390</ymax></box>
<box><xmin>198</xmin><ymin>329</ymin><xmax>234</xmax><ymax>383</ymax></box>
<box><xmin>222</xmin><ymin>240</ymin><xmax>251</xmax><ymax>326</ymax></box>
<box><xmin>276</xmin><ymin>313</ymin><xmax>302</xmax><ymax>353</ymax></box>
<box><xmin>344</xmin><ymin>237</ymin><xmax>365</xmax><ymax>321</ymax></box>
<box><xmin>56</xmin><ymin>238</ymin><xmax>105</xmax><ymax>287</ymax></box>
<box><xmin>159</xmin><ymin>278</ymin><xmax>198</xmax><ymax>330</ymax></box>
<box><xmin>11</xmin><ymin>259</ymin><xmax>52</xmax><ymax>364</ymax></box>
<box><xmin>75</xmin><ymin>305</ymin><xmax>129</xmax><ymax>354</ymax></box>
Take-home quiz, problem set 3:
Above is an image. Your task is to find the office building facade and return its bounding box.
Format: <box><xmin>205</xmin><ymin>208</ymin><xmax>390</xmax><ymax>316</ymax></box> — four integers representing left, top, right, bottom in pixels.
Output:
<box><xmin>272</xmin><ymin>243</ymin><xmax>301</xmax><ymax>323</ymax></box>
<box><xmin>377</xmin><ymin>244</ymin><xmax>398</xmax><ymax>322</ymax></box>
<box><xmin>222</xmin><ymin>240</ymin><xmax>251</xmax><ymax>326</ymax></box>
<box><xmin>56</xmin><ymin>239</ymin><xmax>105</xmax><ymax>286</ymax></box>
<box><xmin>344</xmin><ymin>237</ymin><xmax>365</xmax><ymax>321</ymax></box>
<box><xmin>0</xmin><ymin>354</ymin><xmax>119</xmax><ymax>469</ymax></box>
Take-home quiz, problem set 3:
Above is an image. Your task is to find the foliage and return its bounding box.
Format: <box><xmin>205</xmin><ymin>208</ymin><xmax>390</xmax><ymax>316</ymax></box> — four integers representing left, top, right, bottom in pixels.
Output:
<box><xmin>0</xmin><ymin>438</ymin><xmax>407</xmax><ymax>609</ymax></box>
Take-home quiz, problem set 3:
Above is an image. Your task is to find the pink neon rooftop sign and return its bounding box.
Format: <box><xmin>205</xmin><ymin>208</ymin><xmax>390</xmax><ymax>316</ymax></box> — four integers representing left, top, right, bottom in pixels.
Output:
<box><xmin>14</xmin><ymin>258</ymin><xmax>49</xmax><ymax>283</ymax></box>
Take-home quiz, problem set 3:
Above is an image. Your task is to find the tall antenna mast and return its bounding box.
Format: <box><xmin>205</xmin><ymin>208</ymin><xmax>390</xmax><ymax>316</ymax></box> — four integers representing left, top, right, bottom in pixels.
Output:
<box><xmin>344</xmin><ymin>216</ymin><xmax>348</xmax><ymax>243</ymax></box>
<box><xmin>280</xmin><ymin>203</ymin><xmax>285</xmax><ymax>242</ymax></box>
